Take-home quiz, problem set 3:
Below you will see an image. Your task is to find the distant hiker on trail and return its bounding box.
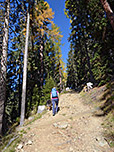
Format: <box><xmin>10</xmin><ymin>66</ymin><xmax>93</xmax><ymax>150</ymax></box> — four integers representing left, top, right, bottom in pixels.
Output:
<box><xmin>51</xmin><ymin>87</ymin><xmax>59</xmax><ymax>116</ymax></box>
<box><xmin>87</xmin><ymin>82</ymin><xmax>93</xmax><ymax>91</ymax></box>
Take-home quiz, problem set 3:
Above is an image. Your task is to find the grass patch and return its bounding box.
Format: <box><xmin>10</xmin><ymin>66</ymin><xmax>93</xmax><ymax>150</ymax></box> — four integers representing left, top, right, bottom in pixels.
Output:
<box><xmin>27</xmin><ymin>127</ymin><xmax>31</xmax><ymax>130</ymax></box>
<box><xmin>110</xmin><ymin>141</ymin><xmax>114</xmax><ymax>147</ymax></box>
<box><xmin>60</xmin><ymin>91</ymin><xmax>69</xmax><ymax>94</ymax></box>
<box><xmin>103</xmin><ymin>112</ymin><xmax>114</xmax><ymax>145</ymax></box>
<box><xmin>62</xmin><ymin>113</ymin><xmax>66</xmax><ymax>116</ymax></box>
<box><xmin>20</xmin><ymin>129</ymin><xmax>27</xmax><ymax>134</ymax></box>
<box><xmin>69</xmin><ymin>117</ymin><xmax>73</xmax><ymax>120</ymax></box>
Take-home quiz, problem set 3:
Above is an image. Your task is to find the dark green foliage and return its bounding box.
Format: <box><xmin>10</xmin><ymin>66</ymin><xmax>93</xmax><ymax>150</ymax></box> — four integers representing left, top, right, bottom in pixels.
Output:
<box><xmin>65</xmin><ymin>0</ymin><xmax>114</xmax><ymax>90</ymax></box>
<box><xmin>5</xmin><ymin>0</ymin><xmax>26</xmax><ymax>129</ymax></box>
<box><xmin>41</xmin><ymin>75</ymin><xmax>56</xmax><ymax>104</ymax></box>
<box><xmin>67</xmin><ymin>45</ymin><xmax>78</xmax><ymax>89</ymax></box>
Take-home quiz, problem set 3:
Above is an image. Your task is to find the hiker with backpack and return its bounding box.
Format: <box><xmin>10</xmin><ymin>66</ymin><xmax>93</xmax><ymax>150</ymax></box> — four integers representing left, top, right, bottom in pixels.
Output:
<box><xmin>51</xmin><ymin>87</ymin><xmax>59</xmax><ymax>116</ymax></box>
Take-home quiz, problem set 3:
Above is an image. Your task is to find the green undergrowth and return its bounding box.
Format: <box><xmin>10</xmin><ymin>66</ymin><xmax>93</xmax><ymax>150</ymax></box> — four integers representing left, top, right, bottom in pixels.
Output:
<box><xmin>0</xmin><ymin>110</ymin><xmax>47</xmax><ymax>152</ymax></box>
<box><xmin>80</xmin><ymin>81</ymin><xmax>114</xmax><ymax>147</ymax></box>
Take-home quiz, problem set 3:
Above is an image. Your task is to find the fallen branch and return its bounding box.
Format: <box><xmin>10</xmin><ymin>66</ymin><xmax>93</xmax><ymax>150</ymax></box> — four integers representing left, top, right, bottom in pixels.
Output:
<box><xmin>2</xmin><ymin>135</ymin><xmax>19</xmax><ymax>152</ymax></box>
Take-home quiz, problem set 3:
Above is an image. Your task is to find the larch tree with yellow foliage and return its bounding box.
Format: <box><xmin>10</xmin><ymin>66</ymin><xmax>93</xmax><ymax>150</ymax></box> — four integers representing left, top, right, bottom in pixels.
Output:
<box><xmin>48</xmin><ymin>24</ymin><xmax>66</xmax><ymax>92</ymax></box>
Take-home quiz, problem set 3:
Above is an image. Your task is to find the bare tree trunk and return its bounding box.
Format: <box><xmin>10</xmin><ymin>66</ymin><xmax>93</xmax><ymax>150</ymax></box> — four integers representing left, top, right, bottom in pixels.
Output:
<box><xmin>0</xmin><ymin>0</ymin><xmax>10</xmax><ymax>134</ymax></box>
<box><xmin>100</xmin><ymin>0</ymin><xmax>114</xmax><ymax>30</ymax></box>
<box><xmin>59</xmin><ymin>64</ymin><xmax>62</xmax><ymax>92</ymax></box>
<box><xmin>40</xmin><ymin>39</ymin><xmax>44</xmax><ymax>89</ymax></box>
<box><xmin>20</xmin><ymin>5</ymin><xmax>30</xmax><ymax>126</ymax></box>
<box><xmin>18</xmin><ymin>55</ymin><xmax>22</xmax><ymax>117</ymax></box>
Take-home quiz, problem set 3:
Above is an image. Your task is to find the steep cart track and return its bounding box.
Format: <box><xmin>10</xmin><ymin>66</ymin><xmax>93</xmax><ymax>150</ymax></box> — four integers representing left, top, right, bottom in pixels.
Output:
<box><xmin>16</xmin><ymin>93</ymin><xmax>113</xmax><ymax>152</ymax></box>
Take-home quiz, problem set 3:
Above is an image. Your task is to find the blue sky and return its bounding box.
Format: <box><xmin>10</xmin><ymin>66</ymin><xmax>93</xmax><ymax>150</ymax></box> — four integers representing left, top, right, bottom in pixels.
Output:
<box><xmin>46</xmin><ymin>0</ymin><xmax>70</xmax><ymax>66</ymax></box>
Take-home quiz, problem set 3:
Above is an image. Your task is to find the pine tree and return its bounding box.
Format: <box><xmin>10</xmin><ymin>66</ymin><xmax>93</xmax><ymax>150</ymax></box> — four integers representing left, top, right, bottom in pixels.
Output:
<box><xmin>41</xmin><ymin>75</ymin><xmax>56</xmax><ymax>104</ymax></box>
<box><xmin>65</xmin><ymin>0</ymin><xmax>114</xmax><ymax>88</ymax></box>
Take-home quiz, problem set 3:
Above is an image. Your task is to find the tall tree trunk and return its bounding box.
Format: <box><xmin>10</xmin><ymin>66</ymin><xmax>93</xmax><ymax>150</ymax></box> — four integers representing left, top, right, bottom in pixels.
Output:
<box><xmin>18</xmin><ymin>56</ymin><xmax>22</xmax><ymax>117</ymax></box>
<box><xmin>20</xmin><ymin>5</ymin><xmax>30</xmax><ymax>126</ymax></box>
<box><xmin>0</xmin><ymin>0</ymin><xmax>10</xmax><ymax>134</ymax></box>
<box><xmin>100</xmin><ymin>0</ymin><xmax>114</xmax><ymax>30</ymax></box>
<box><xmin>59</xmin><ymin>64</ymin><xmax>62</xmax><ymax>92</ymax></box>
<box><xmin>40</xmin><ymin>39</ymin><xmax>44</xmax><ymax>89</ymax></box>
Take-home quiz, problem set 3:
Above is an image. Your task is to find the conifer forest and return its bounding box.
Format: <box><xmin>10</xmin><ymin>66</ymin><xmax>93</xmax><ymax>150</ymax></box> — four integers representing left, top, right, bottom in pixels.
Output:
<box><xmin>0</xmin><ymin>0</ymin><xmax>114</xmax><ymax>139</ymax></box>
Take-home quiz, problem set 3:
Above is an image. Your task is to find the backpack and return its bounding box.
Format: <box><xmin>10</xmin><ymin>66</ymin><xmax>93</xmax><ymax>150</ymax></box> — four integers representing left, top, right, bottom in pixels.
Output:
<box><xmin>51</xmin><ymin>88</ymin><xmax>58</xmax><ymax>98</ymax></box>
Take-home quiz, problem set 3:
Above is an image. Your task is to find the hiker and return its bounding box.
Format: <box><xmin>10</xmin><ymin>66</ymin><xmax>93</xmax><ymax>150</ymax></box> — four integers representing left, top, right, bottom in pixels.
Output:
<box><xmin>51</xmin><ymin>87</ymin><xmax>59</xmax><ymax>116</ymax></box>
<box><xmin>87</xmin><ymin>82</ymin><xmax>93</xmax><ymax>91</ymax></box>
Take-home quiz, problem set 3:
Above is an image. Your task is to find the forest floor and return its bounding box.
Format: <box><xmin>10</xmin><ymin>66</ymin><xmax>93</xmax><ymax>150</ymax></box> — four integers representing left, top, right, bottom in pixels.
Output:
<box><xmin>13</xmin><ymin>88</ymin><xmax>114</xmax><ymax>152</ymax></box>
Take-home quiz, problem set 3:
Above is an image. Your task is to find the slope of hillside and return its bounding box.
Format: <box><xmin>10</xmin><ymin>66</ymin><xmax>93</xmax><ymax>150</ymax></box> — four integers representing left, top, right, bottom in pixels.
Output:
<box><xmin>3</xmin><ymin>88</ymin><xmax>114</xmax><ymax>152</ymax></box>
<box><xmin>80</xmin><ymin>82</ymin><xmax>114</xmax><ymax>147</ymax></box>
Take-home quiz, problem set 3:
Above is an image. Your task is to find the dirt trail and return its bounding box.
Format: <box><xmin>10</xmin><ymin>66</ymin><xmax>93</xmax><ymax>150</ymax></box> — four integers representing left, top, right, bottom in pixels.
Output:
<box><xmin>17</xmin><ymin>93</ymin><xmax>113</xmax><ymax>152</ymax></box>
